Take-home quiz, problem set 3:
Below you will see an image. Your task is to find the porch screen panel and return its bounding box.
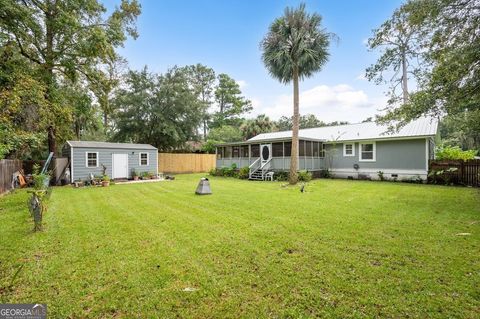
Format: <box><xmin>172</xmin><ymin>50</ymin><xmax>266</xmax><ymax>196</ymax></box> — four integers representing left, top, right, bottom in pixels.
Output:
<box><xmin>225</xmin><ymin>146</ymin><xmax>232</xmax><ymax>158</ymax></box>
<box><xmin>232</xmin><ymin>146</ymin><xmax>240</xmax><ymax>158</ymax></box>
<box><xmin>241</xmin><ymin>145</ymin><xmax>249</xmax><ymax>157</ymax></box>
<box><xmin>272</xmin><ymin>142</ymin><xmax>283</xmax><ymax>157</ymax></box>
<box><xmin>251</xmin><ymin>144</ymin><xmax>260</xmax><ymax>157</ymax></box>
<box><xmin>299</xmin><ymin>140</ymin><xmax>305</xmax><ymax>156</ymax></box>
<box><xmin>305</xmin><ymin>141</ymin><xmax>313</xmax><ymax>156</ymax></box>
<box><xmin>217</xmin><ymin>147</ymin><xmax>224</xmax><ymax>159</ymax></box>
<box><xmin>284</xmin><ymin>142</ymin><xmax>292</xmax><ymax>156</ymax></box>
<box><xmin>313</xmin><ymin>142</ymin><xmax>319</xmax><ymax>157</ymax></box>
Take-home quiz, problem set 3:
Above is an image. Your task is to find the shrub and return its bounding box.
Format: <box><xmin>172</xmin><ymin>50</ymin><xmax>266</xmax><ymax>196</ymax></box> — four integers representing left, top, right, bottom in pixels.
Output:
<box><xmin>320</xmin><ymin>169</ymin><xmax>331</xmax><ymax>178</ymax></box>
<box><xmin>377</xmin><ymin>171</ymin><xmax>385</xmax><ymax>181</ymax></box>
<box><xmin>209</xmin><ymin>168</ymin><xmax>218</xmax><ymax>176</ymax></box>
<box><xmin>238</xmin><ymin>167</ymin><xmax>249</xmax><ymax>179</ymax></box>
<box><xmin>32</xmin><ymin>164</ymin><xmax>49</xmax><ymax>190</ymax></box>
<box><xmin>435</xmin><ymin>146</ymin><xmax>476</xmax><ymax>160</ymax></box>
<box><xmin>298</xmin><ymin>170</ymin><xmax>312</xmax><ymax>182</ymax></box>
<box><xmin>275</xmin><ymin>171</ymin><xmax>289</xmax><ymax>181</ymax></box>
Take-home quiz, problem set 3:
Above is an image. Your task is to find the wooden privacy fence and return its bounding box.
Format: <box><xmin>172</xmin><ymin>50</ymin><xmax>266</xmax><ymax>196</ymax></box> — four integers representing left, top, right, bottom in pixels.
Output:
<box><xmin>428</xmin><ymin>160</ymin><xmax>480</xmax><ymax>187</ymax></box>
<box><xmin>0</xmin><ymin>159</ymin><xmax>22</xmax><ymax>194</ymax></box>
<box><xmin>158</xmin><ymin>153</ymin><xmax>216</xmax><ymax>174</ymax></box>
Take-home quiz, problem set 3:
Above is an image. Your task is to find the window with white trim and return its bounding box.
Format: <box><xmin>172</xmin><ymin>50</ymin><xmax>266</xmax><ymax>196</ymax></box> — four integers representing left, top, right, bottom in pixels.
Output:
<box><xmin>86</xmin><ymin>152</ymin><xmax>98</xmax><ymax>167</ymax></box>
<box><xmin>138</xmin><ymin>153</ymin><xmax>148</xmax><ymax>166</ymax></box>
<box><xmin>139</xmin><ymin>152</ymin><xmax>149</xmax><ymax>166</ymax></box>
<box><xmin>359</xmin><ymin>142</ymin><xmax>376</xmax><ymax>161</ymax></box>
<box><xmin>343</xmin><ymin>143</ymin><xmax>355</xmax><ymax>156</ymax></box>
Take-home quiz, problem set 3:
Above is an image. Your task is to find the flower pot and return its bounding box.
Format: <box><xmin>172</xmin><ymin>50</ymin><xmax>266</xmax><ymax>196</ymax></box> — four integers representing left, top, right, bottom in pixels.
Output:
<box><xmin>133</xmin><ymin>176</ymin><xmax>139</xmax><ymax>181</ymax></box>
<box><xmin>102</xmin><ymin>181</ymin><xmax>110</xmax><ymax>187</ymax></box>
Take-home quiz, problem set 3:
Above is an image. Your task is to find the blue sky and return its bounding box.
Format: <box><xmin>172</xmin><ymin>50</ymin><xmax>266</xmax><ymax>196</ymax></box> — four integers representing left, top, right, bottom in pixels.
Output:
<box><xmin>105</xmin><ymin>0</ymin><xmax>403</xmax><ymax>123</ymax></box>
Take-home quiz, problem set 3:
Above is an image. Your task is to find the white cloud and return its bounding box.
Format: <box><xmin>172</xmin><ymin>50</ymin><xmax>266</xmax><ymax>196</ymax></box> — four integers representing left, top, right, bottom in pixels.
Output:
<box><xmin>250</xmin><ymin>84</ymin><xmax>384</xmax><ymax>123</ymax></box>
<box><xmin>236</xmin><ymin>80</ymin><xmax>248</xmax><ymax>89</ymax></box>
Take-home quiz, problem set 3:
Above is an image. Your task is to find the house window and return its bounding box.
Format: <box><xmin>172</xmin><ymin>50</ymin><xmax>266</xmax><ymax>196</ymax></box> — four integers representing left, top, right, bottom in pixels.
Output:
<box><xmin>86</xmin><ymin>152</ymin><xmax>98</xmax><ymax>168</ymax></box>
<box><xmin>139</xmin><ymin>152</ymin><xmax>149</xmax><ymax>166</ymax></box>
<box><xmin>359</xmin><ymin>142</ymin><xmax>376</xmax><ymax>161</ymax></box>
<box><xmin>343</xmin><ymin>143</ymin><xmax>355</xmax><ymax>156</ymax></box>
<box><xmin>251</xmin><ymin>144</ymin><xmax>260</xmax><ymax>157</ymax></box>
<box><xmin>272</xmin><ymin>142</ymin><xmax>283</xmax><ymax>157</ymax></box>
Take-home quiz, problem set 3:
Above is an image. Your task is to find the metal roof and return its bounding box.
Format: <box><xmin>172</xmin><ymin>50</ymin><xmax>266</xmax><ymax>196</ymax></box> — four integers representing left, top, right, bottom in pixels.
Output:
<box><xmin>67</xmin><ymin>141</ymin><xmax>157</xmax><ymax>150</ymax></box>
<box><xmin>248</xmin><ymin>117</ymin><xmax>438</xmax><ymax>143</ymax></box>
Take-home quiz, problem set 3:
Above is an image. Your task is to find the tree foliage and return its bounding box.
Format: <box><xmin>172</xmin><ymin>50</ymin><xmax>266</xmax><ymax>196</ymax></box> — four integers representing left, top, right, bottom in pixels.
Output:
<box><xmin>112</xmin><ymin>67</ymin><xmax>204</xmax><ymax>150</ymax></box>
<box><xmin>371</xmin><ymin>0</ymin><xmax>479</xmax><ymax>152</ymax></box>
<box><xmin>275</xmin><ymin>114</ymin><xmax>348</xmax><ymax>131</ymax></box>
<box><xmin>185</xmin><ymin>64</ymin><xmax>216</xmax><ymax>140</ymax></box>
<box><xmin>212</xmin><ymin>73</ymin><xmax>252</xmax><ymax>128</ymax></box>
<box><xmin>240</xmin><ymin>114</ymin><xmax>276</xmax><ymax>140</ymax></box>
<box><xmin>0</xmin><ymin>0</ymin><xmax>141</xmax><ymax>153</ymax></box>
<box><xmin>366</xmin><ymin>6</ymin><xmax>424</xmax><ymax>105</ymax></box>
<box><xmin>435</xmin><ymin>145</ymin><xmax>477</xmax><ymax>161</ymax></box>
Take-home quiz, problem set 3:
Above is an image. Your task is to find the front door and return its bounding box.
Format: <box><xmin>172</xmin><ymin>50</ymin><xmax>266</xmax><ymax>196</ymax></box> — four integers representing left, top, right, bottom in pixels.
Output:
<box><xmin>112</xmin><ymin>153</ymin><xmax>128</xmax><ymax>179</ymax></box>
<box><xmin>260</xmin><ymin>144</ymin><xmax>272</xmax><ymax>166</ymax></box>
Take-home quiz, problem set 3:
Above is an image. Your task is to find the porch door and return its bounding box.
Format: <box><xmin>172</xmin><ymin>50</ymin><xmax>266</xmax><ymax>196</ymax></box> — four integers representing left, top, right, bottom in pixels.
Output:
<box><xmin>260</xmin><ymin>144</ymin><xmax>272</xmax><ymax>166</ymax></box>
<box><xmin>112</xmin><ymin>153</ymin><xmax>128</xmax><ymax>179</ymax></box>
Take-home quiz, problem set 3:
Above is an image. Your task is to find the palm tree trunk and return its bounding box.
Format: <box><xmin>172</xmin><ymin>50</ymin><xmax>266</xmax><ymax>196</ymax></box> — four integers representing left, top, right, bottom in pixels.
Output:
<box><xmin>289</xmin><ymin>67</ymin><xmax>300</xmax><ymax>184</ymax></box>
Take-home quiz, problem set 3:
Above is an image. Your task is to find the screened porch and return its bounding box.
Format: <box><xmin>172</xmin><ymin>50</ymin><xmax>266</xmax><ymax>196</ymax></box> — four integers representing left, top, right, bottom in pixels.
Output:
<box><xmin>216</xmin><ymin>139</ymin><xmax>326</xmax><ymax>171</ymax></box>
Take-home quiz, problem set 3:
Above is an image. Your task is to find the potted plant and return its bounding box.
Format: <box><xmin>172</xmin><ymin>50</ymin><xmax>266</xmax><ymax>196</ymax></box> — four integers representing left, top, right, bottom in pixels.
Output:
<box><xmin>102</xmin><ymin>175</ymin><xmax>110</xmax><ymax>187</ymax></box>
<box><xmin>141</xmin><ymin>172</ymin><xmax>149</xmax><ymax>180</ymax></box>
<box><xmin>148</xmin><ymin>171</ymin><xmax>155</xmax><ymax>179</ymax></box>
<box><xmin>132</xmin><ymin>169</ymin><xmax>139</xmax><ymax>181</ymax></box>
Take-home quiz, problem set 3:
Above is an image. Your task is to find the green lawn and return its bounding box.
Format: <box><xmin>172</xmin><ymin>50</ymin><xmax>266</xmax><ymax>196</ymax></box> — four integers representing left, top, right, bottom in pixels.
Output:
<box><xmin>0</xmin><ymin>174</ymin><xmax>479</xmax><ymax>318</ymax></box>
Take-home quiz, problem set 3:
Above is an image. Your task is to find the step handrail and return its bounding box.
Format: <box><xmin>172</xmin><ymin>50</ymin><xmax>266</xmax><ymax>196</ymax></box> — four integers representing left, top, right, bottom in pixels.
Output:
<box><xmin>249</xmin><ymin>158</ymin><xmax>261</xmax><ymax>179</ymax></box>
<box><xmin>249</xmin><ymin>157</ymin><xmax>260</xmax><ymax>169</ymax></box>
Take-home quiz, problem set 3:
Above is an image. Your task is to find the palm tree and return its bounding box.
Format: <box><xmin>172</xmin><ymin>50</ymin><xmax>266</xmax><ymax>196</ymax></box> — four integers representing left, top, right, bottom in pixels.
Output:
<box><xmin>240</xmin><ymin>114</ymin><xmax>276</xmax><ymax>140</ymax></box>
<box><xmin>261</xmin><ymin>3</ymin><xmax>333</xmax><ymax>184</ymax></box>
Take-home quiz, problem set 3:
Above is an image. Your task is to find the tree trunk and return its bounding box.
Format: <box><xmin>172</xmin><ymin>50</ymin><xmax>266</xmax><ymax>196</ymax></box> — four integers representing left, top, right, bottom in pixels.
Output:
<box><xmin>45</xmin><ymin>1</ymin><xmax>56</xmax><ymax>154</ymax></box>
<box><xmin>48</xmin><ymin>125</ymin><xmax>56</xmax><ymax>154</ymax></box>
<box><xmin>289</xmin><ymin>67</ymin><xmax>300</xmax><ymax>184</ymax></box>
<box><xmin>401</xmin><ymin>49</ymin><xmax>409</xmax><ymax>104</ymax></box>
<box><xmin>203</xmin><ymin>119</ymin><xmax>208</xmax><ymax>141</ymax></box>
<box><xmin>103</xmin><ymin>111</ymin><xmax>108</xmax><ymax>132</ymax></box>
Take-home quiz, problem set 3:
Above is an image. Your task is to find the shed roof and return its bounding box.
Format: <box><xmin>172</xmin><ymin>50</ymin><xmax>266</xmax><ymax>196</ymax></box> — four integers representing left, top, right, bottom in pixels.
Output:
<box><xmin>67</xmin><ymin>141</ymin><xmax>157</xmax><ymax>150</ymax></box>
<box><xmin>248</xmin><ymin>117</ymin><xmax>438</xmax><ymax>143</ymax></box>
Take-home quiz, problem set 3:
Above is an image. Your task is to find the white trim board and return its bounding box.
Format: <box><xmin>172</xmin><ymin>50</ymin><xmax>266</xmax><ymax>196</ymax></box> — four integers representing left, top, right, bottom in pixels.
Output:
<box><xmin>85</xmin><ymin>151</ymin><xmax>99</xmax><ymax>168</ymax></box>
<box><xmin>330</xmin><ymin>168</ymin><xmax>427</xmax><ymax>175</ymax></box>
<box><xmin>359</xmin><ymin>141</ymin><xmax>376</xmax><ymax>162</ymax></box>
<box><xmin>139</xmin><ymin>152</ymin><xmax>149</xmax><ymax>166</ymax></box>
<box><xmin>343</xmin><ymin>143</ymin><xmax>355</xmax><ymax>157</ymax></box>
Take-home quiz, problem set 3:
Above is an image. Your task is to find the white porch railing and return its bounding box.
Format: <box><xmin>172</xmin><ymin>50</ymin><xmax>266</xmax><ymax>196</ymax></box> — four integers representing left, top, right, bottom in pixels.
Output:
<box><xmin>248</xmin><ymin>158</ymin><xmax>261</xmax><ymax>179</ymax></box>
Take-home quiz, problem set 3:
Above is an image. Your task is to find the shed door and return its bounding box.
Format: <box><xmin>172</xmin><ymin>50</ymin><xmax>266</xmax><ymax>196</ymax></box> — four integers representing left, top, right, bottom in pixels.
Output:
<box><xmin>112</xmin><ymin>153</ymin><xmax>128</xmax><ymax>179</ymax></box>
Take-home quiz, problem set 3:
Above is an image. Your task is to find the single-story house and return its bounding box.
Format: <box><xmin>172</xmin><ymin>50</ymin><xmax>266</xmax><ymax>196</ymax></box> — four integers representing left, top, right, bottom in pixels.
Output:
<box><xmin>63</xmin><ymin>141</ymin><xmax>158</xmax><ymax>182</ymax></box>
<box><xmin>215</xmin><ymin>118</ymin><xmax>439</xmax><ymax>181</ymax></box>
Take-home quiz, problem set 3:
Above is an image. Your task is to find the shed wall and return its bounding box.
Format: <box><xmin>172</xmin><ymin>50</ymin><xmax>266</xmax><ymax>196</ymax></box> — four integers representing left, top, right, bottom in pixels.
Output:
<box><xmin>70</xmin><ymin>147</ymin><xmax>157</xmax><ymax>181</ymax></box>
